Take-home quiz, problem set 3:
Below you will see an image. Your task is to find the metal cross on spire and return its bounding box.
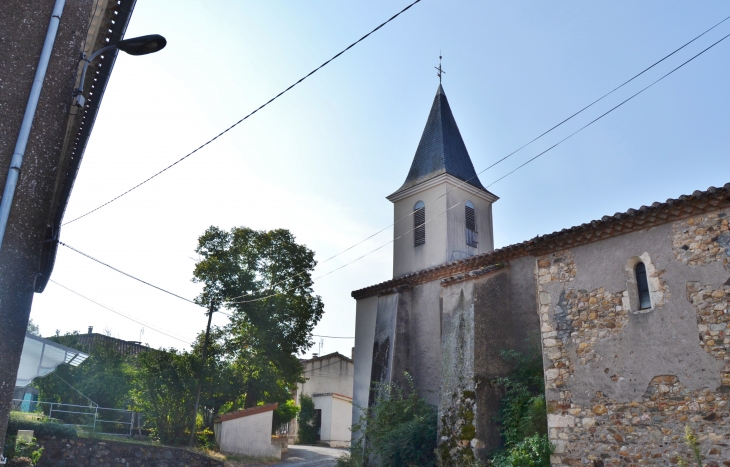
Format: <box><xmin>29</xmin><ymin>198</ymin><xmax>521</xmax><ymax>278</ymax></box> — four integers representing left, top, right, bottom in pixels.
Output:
<box><xmin>435</xmin><ymin>53</ymin><xmax>445</xmax><ymax>83</ymax></box>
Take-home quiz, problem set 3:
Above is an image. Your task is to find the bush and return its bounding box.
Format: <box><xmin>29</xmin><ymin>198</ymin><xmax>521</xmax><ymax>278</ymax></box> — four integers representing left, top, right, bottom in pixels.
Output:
<box><xmin>6</xmin><ymin>412</ymin><xmax>77</xmax><ymax>438</ymax></box>
<box><xmin>348</xmin><ymin>374</ymin><xmax>437</xmax><ymax>467</ymax></box>
<box><xmin>490</xmin><ymin>350</ymin><xmax>552</xmax><ymax>466</ymax></box>
<box><xmin>296</xmin><ymin>395</ymin><xmax>318</xmax><ymax>444</ymax></box>
<box><xmin>491</xmin><ymin>434</ymin><xmax>552</xmax><ymax>467</ymax></box>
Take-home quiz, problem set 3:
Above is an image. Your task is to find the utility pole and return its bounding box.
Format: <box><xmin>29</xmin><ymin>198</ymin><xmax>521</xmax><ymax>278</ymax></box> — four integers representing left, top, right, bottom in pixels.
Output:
<box><xmin>189</xmin><ymin>303</ymin><xmax>215</xmax><ymax>447</ymax></box>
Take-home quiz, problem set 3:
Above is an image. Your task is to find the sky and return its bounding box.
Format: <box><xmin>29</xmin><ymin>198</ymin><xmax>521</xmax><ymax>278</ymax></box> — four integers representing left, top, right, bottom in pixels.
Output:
<box><xmin>30</xmin><ymin>1</ymin><xmax>730</xmax><ymax>359</ymax></box>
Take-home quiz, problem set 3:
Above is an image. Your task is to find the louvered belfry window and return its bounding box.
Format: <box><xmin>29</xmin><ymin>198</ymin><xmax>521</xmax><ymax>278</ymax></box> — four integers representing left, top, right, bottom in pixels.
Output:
<box><xmin>414</xmin><ymin>201</ymin><xmax>425</xmax><ymax>246</ymax></box>
<box><xmin>465</xmin><ymin>201</ymin><xmax>478</xmax><ymax>247</ymax></box>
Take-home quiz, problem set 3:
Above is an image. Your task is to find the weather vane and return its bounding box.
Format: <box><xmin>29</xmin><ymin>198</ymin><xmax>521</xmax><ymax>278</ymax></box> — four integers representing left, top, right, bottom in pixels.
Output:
<box><xmin>435</xmin><ymin>53</ymin><xmax>445</xmax><ymax>84</ymax></box>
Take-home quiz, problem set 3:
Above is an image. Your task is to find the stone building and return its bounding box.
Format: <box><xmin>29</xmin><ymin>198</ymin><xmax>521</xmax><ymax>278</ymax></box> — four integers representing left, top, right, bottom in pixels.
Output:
<box><xmin>351</xmin><ymin>84</ymin><xmax>730</xmax><ymax>465</ymax></box>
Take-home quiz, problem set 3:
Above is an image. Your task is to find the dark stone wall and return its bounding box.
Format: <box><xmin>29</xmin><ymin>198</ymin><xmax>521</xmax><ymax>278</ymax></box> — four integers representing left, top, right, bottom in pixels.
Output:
<box><xmin>34</xmin><ymin>436</ymin><xmax>222</xmax><ymax>467</ymax></box>
<box><xmin>472</xmin><ymin>256</ymin><xmax>540</xmax><ymax>459</ymax></box>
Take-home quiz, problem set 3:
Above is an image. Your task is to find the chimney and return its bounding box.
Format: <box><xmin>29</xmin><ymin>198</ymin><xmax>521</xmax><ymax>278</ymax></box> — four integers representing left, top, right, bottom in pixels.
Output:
<box><xmin>88</xmin><ymin>326</ymin><xmax>93</xmax><ymax>334</ymax></box>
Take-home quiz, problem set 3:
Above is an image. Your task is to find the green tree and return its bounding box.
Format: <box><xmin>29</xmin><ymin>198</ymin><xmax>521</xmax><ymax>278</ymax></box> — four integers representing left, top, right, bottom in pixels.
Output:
<box><xmin>193</xmin><ymin>226</ymin><xmax>324</xmax><ymax>409</ymax></box>
<box><xmin>296</xmin><ymin>395</ymin><xmax>319</xmax><ymax>444</ymax></box>
<box><xmin>26</xmin><ymin>318</ymin><xmax>40</xmax><ymax>336</ymax></box>
<box><xmin>130</xmin><ymin>348</ymin><xmax>198</xmax><ymax>445</ymax></box>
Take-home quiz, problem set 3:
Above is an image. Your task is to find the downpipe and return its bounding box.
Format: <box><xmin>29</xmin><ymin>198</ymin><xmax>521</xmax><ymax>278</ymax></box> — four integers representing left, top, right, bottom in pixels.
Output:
<box><xmin>0</xmin><ymin>0</ymin><xmax>66</xmax><ymax>252</ymax></box>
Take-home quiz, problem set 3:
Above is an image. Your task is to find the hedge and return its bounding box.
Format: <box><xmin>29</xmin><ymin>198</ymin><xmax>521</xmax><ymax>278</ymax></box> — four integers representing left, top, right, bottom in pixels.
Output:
<box><xmin>6</xmin><ymin>413</ymin><xmax>77</xmax><ymax>438</ymax></box>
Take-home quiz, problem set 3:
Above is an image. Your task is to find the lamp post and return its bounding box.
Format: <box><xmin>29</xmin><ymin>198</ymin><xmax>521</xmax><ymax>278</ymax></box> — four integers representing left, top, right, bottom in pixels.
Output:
<box><xmin>73</xmin><ymin>34</ymin><xmax>167</xmax><ymax>108</ymax></box>
<box><xmin>0</xmin><ymin>34</ymin><xmax>166</xmax><ymax>251</ymax></box>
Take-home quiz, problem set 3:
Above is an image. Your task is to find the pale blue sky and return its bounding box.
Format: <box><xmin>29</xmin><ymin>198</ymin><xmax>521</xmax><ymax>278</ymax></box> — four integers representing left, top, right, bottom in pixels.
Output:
<box><xmin>31</xmin><ymin>1</ymin><xmax>730</xmax><ymax>357</ymax></box>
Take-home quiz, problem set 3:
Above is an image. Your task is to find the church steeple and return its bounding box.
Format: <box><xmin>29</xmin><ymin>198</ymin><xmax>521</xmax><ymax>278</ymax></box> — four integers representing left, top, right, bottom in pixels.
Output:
<box><xmin>387</xmin><ymin>84</ymin><xmax>497</xmax><ymax>278</ymax></box>
<box><xmin>392</xmin><ymin>85</ymin><xmax>488</xmax><ymax>196</ymax></box>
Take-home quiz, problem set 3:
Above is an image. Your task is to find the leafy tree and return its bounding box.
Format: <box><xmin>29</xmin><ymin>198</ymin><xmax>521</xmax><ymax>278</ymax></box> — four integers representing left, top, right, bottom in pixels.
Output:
<box><xmin>26</xmin><ymin>318</ymin><xmax>40</xmax><ymax>336</ymax></box>
<box><xmin>272</xmin><ymin>399</ymin><xmax>299</xmax><ymax>435</ymax></box>
<box><xmin>130</xmin><ymin>348</ymin><xmax>198</xmax><ymax>445</ymax></box>
<box><xmin>193</xmin><ymin>226</ymin><xmax>324</xmax><ymax>409</ymax></box>
<box><xmin>296</xmin><ymin>395</ymin><xmax>318</xmax><ymax>444</ymax></box>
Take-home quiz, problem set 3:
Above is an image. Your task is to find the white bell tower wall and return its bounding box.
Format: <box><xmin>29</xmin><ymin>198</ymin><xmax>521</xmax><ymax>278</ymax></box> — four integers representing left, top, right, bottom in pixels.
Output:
<box><xmin>388</xmin><ymin>173</ymin><xmax>497</xmax><ymax>278</ymax></box>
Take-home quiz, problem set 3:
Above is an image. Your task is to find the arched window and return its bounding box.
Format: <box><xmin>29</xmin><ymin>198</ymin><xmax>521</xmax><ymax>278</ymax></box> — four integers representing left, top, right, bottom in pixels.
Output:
<box><xmin>635</xmin><ymin>262</ymin><xmax>651</xmax><ymax>310</ymax></box>
<box><xmin>414</xmin><ymin>201</ymin><xmax>425</xmax><ymax>246</ymax></box>
<box><xmin>465</xmin><ymin>201</ymin><xmax>477</xmax><ymax>247</ymax></box>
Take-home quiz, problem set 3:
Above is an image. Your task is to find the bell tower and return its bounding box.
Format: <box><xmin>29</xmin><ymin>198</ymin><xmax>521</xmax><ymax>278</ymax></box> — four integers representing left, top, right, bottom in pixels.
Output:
<box><xmin>387</xmin><ymin>85</ymin><xmax>498</xmax><ymax>278</ymax></box>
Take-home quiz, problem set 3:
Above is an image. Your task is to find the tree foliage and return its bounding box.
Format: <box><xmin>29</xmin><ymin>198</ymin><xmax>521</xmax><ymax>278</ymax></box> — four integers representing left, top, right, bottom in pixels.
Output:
<box><xmin>490</xmin><ymin>350</ymin><xmax>552</xmax><ymax>467</ymax></box>
<box><xmin>296</xmin><ymin>395</ymin><xmax>318</xmax><ymax>444</ymax></box>
<box><xmin>193</xmin><ymin>226</ymin><xmax>324</xmax><ymax>408</ymax></box>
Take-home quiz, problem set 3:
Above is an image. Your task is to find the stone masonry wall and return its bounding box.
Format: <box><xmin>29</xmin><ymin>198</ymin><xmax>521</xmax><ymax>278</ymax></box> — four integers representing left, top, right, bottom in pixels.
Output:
<box><xmin>34</xmin><ymin>436</ymin><xmax>222</xmax><ymax>467</ymax></box>
<box><xmin>539</xmin><ymin>210</ymin><xmax>730</xmax><ymax>466</ymax></box>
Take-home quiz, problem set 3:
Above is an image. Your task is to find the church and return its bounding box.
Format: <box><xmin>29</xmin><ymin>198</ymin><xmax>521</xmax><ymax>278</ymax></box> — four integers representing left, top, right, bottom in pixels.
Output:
<box><xmin>351</xmin><ymin>84</ymin><xmax>730</xmax><ymax>466</ymax></box>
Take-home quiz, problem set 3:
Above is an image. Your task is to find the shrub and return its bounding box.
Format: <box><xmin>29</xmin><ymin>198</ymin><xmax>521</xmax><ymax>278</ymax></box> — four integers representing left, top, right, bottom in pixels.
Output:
<box><xmin>6</xmin><ymin>412</ymin><xmax>77</xmax><ymax>438</ymax></box>
<box><xmin>349</xmin><ymin>374</ymin><xmax>437</xmax><ymax>467</ymax></box>
<box><xmin>490</xmin><ymin>350</ymin><xmax>552</xmax><ymax>466</ymax></box>
<box><xmin>296</xmin><ymin>395</ymin><xmax>318</xmax><ymax>445</ymax></box>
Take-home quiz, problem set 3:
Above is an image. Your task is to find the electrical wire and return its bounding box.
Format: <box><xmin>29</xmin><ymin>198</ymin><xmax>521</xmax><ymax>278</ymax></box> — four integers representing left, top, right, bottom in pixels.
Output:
<box><xmin>484</xmin><ymin>29</ymin><xmax>730</xmax><ymax>189</ymax></box>
<box><xmin>59</xmin><ymin>241</ymin><xmax>200</xmax><ymax>307</ymax></box>
<box><xmin>313</xmin><ymin>335</ymin><xmax>355</xmax><ymax>339</ymax></box>
<box><xmin>225</xmin><ymin>12</ymin><xmax>730</xmax><ymax>302</ymax></box>
<box><xmin>61</xmin><ymin>0</ymin><xmax>423</xmax><ymax>227</ymax></box>
<box><xmin>49</xmin><ymin>279</ymin><xmax>194</xmax><ymax>346</ymax></box>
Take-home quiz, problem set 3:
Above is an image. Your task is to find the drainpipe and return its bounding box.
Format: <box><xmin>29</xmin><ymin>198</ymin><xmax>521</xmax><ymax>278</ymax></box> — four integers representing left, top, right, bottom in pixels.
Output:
<box><xmin>0</xmin><ymin>0</ymin><xmax>66</xmax><ymax>252</ymax></box>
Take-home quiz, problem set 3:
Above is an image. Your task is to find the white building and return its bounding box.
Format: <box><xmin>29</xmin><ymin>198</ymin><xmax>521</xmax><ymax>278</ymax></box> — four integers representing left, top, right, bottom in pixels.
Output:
<box><xmin>293</xmin><ymin>352</ymin><xmax>354</xmax><ymax>447</ymax></box>
<box><xmin>214</xmin><ymin>404</ymin><xmax>282</xmax><ymax>459</ymax></box>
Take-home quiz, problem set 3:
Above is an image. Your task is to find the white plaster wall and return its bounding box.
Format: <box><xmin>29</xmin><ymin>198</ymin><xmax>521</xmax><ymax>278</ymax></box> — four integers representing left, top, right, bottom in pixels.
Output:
<box><xmin>392</xmin><ymin>180</ymin><xmax>495</xmax><ymax>277</ymax></box>
<box><xmin>392</xmin><ymin>184</ymin><xmax>449</xmax><ymax>277</ymax></box>
<box><xmin>445</xmin><ymin>185</ymin><xmax>494</xmax><ymax>260</ymax></box>
<box><xmin>299</xmin><ymin>356</ymin><xmax>354</xmax><ymax>399</ymax></box>
<box><xmin>314</xmin><ymin>395</ymin><xmax>333</xmax><ymax>442</ymax></box>
<box><xmin>219</xmin><ymin>411</ymin><xmax>281</xmax><ymax>459</ymax></box>
<box><xmin>352</xmin><ymin>295</ymin><xmax>378</xmax><ymax>436</ymax></box>
<box><xmin>330</xmin><ymin>397</ymin><xmax>354</xmax><ymax>446</ymax></box>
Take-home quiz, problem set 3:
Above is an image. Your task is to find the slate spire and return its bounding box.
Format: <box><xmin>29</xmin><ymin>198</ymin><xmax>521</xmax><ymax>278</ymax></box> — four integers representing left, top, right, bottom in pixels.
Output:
<box><xmin>394</xmin><ymin>85</ymin><xmax>487</xmax><ymax>194</ymax></box>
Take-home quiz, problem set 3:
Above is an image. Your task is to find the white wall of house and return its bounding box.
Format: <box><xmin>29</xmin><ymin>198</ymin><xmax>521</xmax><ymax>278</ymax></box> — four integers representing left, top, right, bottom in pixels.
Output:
<box><xmin>216</xmin><ymin>407</ymin><xmax>281</xmax><ymax>459</ymax></box>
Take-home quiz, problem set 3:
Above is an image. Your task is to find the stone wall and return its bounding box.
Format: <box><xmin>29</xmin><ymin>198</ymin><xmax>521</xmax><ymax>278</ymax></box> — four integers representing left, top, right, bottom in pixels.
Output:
<box><xmin>34</xmin><ymin>436</ymin><xmax>222</xmax><ymax>467</ymax></box>
<box><xmin>538</xmin><ymin>209</ymin><xmax>730</xmax><ymax>466</ymax></box>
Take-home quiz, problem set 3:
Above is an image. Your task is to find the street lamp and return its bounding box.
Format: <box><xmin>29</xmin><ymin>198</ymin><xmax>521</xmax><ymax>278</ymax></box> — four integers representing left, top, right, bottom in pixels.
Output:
<box><xmin>72</xmin><ymin>34</ymin><xmax>166</xmax><ymax>108</ymax></box>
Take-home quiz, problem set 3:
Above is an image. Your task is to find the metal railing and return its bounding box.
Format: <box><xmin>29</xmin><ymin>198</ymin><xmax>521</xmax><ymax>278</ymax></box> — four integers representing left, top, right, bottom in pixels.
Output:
<box><xmin>11</xmin><ymin>399</ymin><xmax>139</xmax><ymax>437</ymax></box>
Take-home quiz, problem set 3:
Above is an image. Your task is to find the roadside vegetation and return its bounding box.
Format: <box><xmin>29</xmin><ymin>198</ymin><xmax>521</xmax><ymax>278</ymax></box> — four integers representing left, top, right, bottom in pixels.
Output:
<box><xmin>23</xmin><ymin>226</ymin><xmax>322</xmax><ymax>449</ymax></box>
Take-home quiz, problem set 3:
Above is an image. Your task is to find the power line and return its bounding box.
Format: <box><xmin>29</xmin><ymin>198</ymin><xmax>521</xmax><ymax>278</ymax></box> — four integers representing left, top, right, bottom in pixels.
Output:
<box><xmin>61</xmin><ymin>0</ymin><xmax>423</xmax><ymax>227</ymax></box>
<box><xmin>226</xmin><ymin>12</ymin><xmax>730</xmax><ymax>302</ymax></box>
<box><xmin>49</xmin><ymin>279</ymin><xmax>194</xmax><ymax>346</ymax></box>
<box><xmin>313</xmin><ymin>334</ymin><xmax>355</xmax><ymax>339</ymax></box>
<box><xmin>59</xmin><ymin>241</ymin><xmax>200</xmax><ymax>307</ymax></box>
<box><xmin>51</xmin><ymin>372</ymin><xmax>98</xmax><ymax>407</ymax></box>
<box><xmin>484</xmin><ymin>29</ymin><xmax>730</xmax><ymax>189</ymax></box>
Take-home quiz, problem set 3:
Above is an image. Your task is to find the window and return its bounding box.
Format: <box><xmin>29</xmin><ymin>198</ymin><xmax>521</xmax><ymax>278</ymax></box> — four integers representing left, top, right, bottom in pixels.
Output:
<box><xmin>635</xmin><ymin>262</ymin><xmax>651</xmax><ymax>310</ymax></box>
<box><xmin>414</xmin><ymin>201</ymin><xmax>425</xmax><ymax>246</ymax></box>
<box><xmin>465</xmin><ymin>201</ymin><xmax>477</xmax><ymax>247</ymax></box>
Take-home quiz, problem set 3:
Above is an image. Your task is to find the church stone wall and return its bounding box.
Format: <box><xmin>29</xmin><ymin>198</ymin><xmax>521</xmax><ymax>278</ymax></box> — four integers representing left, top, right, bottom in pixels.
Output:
<box><xmin>438</xmin><ymin>257</ymin><xmax>540</xmax><ymax>465</ymax></box>
<box><xmin>538</xmin><ymin>208</ymin><xmax>730</xmax><ymax>466</ymax></box>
